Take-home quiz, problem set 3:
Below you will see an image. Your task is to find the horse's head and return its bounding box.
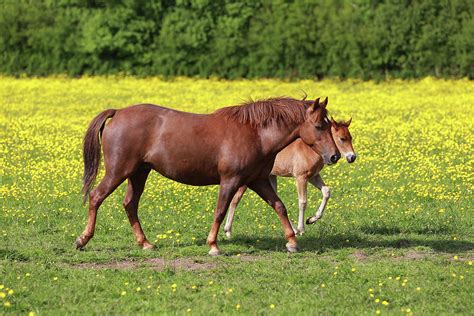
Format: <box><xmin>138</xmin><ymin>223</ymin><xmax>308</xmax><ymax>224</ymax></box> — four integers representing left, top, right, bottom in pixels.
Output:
<box><xmin>299</xmin><ymin>97</ymin><xmax>340</xmax><ymax>165</ymax></box>
<box><xmin>330</xmin><ymin>117</ymin><xmax>356</xmax><ymax>163</ymax></box>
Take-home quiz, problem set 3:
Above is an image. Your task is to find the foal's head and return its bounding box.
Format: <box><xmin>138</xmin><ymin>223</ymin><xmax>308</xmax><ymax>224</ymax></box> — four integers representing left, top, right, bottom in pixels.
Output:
<box><xmin>330</xmin><ymin>117</ymin><xmax>357</xmax><ymax>163</ymax></box>
<box><xmin>299</xmin><ymin>97</ymin><xmax>340</xmax><ymax>165</ymax></box>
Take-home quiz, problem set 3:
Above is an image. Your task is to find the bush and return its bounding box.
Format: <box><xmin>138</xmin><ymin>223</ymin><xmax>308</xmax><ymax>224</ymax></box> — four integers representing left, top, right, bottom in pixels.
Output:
<box><xmin>0</xmin><ymin>0</ymin><xmax>472</xmax><ymax>79</ymax></box>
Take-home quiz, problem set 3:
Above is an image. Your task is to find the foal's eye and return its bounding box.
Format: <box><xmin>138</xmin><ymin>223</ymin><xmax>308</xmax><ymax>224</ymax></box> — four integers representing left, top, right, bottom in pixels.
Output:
<box><xmin>340</xmin><ymin>137</ymin><xmax>347</xmax><ymax>142</ymax></box>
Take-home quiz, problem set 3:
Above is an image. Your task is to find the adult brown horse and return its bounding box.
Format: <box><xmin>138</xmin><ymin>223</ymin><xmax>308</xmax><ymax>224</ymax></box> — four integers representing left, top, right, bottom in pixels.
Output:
<box><xmin>76</xmin><ymin>97</ymin><xmax>340</xmax><ymax>255</ymax></box>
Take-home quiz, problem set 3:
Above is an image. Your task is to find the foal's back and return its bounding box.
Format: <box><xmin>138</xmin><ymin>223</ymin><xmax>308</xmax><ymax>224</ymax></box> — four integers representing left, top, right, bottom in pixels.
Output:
<box><xmin>271</xmin><ymin>139</ymin><xmax>324</xmax><ymax>178</ymax></box>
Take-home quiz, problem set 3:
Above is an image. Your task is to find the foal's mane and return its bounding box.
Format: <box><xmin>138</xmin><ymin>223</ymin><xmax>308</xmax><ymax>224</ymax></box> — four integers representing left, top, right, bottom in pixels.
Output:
<box><xmin>214</xmin><ymin>97</ymin><xmax>313</xmax><ymax>127</ymax></box>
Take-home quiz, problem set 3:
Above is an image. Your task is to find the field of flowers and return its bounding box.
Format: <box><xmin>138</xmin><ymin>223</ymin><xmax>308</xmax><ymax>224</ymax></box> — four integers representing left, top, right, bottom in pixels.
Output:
<box><xmin>1</xmin><ymin>77</ymin><xmax>473</xmax><ymax>315</ymax></box>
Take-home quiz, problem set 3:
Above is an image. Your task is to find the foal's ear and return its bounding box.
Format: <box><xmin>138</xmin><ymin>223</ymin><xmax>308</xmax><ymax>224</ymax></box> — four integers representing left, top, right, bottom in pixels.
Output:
<box><xmin>307</xmin><ymin>97</ymin><xmax>320</xmax><ymax>114</ymax></box>
<box><xmin>330</xmin><ymin>116</ymin><xmax>337</xmax><ymax>126</ymax></box>
<box><xmin>321</xmin><ymin>96</ymin><xmax>328</xmax><ymax>108</ymax></box>
<box><xmin>345</xmin><ymin>117</ymin><xmax>352</xmax><ymax>126</ymax></box>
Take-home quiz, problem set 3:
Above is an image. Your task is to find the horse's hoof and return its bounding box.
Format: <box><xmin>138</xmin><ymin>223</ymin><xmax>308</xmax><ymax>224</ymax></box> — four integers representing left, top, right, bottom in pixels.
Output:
<box><xmin>142</xmin><ymin>243</ymin><xmax>155</xmax><ymax>250</ymax></box>
<box><xmin>225</xmin><ymin>231</ymin><xmax>232</xmax><ymax>239</ymax></box>
<box><xmin>286</xmin><ymin>242</ymin><xmax>299</xmax><ymax>253</ymax></box>
<box><xmin>208</xmin><ymin>247</ymin><xmax>222</xmax><ymax>256</ymax></box>
<box><xmin>306</xmin><ymin>216</ymin><xmax>319</xmax><ymax>225</ymax></box>
<box><xmin>75</xmin><ymin>237</ymin><xmax>85</xmax><ymax>251</ymax></box>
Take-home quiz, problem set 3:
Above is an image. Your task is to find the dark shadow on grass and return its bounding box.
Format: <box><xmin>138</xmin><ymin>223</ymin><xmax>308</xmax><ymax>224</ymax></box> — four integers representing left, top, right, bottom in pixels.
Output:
<box><xmin>360</xmin><ymin>225</ymin><xmax>456</xmax><ymax>235</ymax></box>
<box><xmin>223</xmin><ymin>234</ymin><xmax>474</xmax><ymax>254</ymax></box>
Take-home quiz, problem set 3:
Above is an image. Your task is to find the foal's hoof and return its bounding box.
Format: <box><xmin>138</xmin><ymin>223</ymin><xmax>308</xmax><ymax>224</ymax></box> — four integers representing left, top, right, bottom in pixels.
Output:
<box><xmin>142</xmin><ymin>243</ymin><xmax>155</xmax><ymax>250</ymax></box>
<box><xmin>224</xmin><ymin>231</ymin><xmax>232</xmax><ymax>239</ymax></box>
<box><xmin>286</xmin><ymin>242</ymin><xmax>299</xmax><ymax>253</ymax></box>
<box><xmin>306</xmin><ymin>216</ymin><xmax>319</xmax><ymax>225</ymax></box>
<box><xmin>208</xmin><ymin>247</ymin><xmax>222</xmax><ymax>256</ymax></box>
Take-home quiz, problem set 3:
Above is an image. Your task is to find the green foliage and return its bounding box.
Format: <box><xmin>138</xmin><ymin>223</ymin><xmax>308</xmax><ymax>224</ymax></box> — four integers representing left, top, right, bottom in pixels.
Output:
<box><xmin>0</xmin><ymin>0</ymin><xmax>472</xmax><ymax>78</ymax></box>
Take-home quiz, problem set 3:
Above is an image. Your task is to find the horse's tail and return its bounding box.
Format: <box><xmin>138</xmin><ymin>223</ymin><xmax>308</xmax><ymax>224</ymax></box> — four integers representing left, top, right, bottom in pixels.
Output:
<box><xmin>82</xmin><ymin>109</ymin><xmax>116</xmax><ymax>204</ymax></box>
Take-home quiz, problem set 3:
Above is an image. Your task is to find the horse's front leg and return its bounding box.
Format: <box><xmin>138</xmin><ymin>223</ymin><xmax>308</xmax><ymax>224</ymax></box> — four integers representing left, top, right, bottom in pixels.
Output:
<box><xmin>249</xmin><ymin>178</ymin><xmax>298</xmax><ymax>253</ymax></box>
<box><xmin>207</xmin><ymin>179</ymin><xmax>241</xmax><ymax>256</ymax></box>
<box><xmin>270</xmin><ymin>174</ymin><xmax>298</xmax><ymax>234</ymax></box>
<box><xmin>306</xmin><ymin>174</ymin><xmax>330</xmax><ymax>224</ymax></box>
<box><xmin>295</xmin><ymin>176</ymin><xmax>308</xmax><ymax>235</ymax></box>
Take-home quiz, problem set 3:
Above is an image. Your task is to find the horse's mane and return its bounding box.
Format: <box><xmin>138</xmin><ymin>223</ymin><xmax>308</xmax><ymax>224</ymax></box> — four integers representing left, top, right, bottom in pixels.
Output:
<box><xmin>214</xmin><ymin>97</ymin><xmax>314</xmax><ymax>127</ymax></box>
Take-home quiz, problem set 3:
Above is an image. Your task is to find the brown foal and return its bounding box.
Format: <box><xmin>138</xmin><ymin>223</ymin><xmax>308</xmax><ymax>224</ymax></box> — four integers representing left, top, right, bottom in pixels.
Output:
<box><xmin>76</xmin><ymin>97</ymin><xmax>340</xmax><ymax>255</ymax></box>
<box><xmin>224</xmin><ymin>118</ymin><xmax>355</xmax><ymax>237</ymax></box>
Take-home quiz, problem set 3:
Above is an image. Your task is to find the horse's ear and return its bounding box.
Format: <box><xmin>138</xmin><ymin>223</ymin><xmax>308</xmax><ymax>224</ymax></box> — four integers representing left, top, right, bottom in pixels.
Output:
<box><xmin>321</xmin><ymin>96</ymin><xmax>328</xmax><ymax>108</ymax></box>
<box><xmin>301</xmin><ymin>90</ymin><xmax>308</xmax><ymax>101</ymax></box>
<box><xmin>307</xmin><ymin>97</ymin><xmax>320</xmax><ymax>114</ymax></box>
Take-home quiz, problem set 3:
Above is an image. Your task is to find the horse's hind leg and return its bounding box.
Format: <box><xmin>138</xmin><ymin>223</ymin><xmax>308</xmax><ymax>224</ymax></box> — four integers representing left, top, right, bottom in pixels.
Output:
<box><xmin>306</xmin><ymin>174</ymin><xmax>330</xmax><ymax>224</ymax></box>
<box><xmin>123</xmin><ymin>168</ymin><xmax>153</xmax><ymax>249</ymax></box>
<box><xmin>224</xmin><ymin>186</ymin><xmax>248</xmax><ymax>239</ymax></box>
<box><xmin>76</xmin><ymin>173</ymin><xmax>125</xmax><ymax>250</ymax></box>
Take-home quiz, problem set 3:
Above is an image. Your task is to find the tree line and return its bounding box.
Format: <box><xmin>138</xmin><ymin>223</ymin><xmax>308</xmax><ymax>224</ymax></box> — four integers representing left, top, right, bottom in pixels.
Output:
<box><xmin>1</xmin><ymin>0</ymin><xmax>472</xmax><ymax>79</ymax></box>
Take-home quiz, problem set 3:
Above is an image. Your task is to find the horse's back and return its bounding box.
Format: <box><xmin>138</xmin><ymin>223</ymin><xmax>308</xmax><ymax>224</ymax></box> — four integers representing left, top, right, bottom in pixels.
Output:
<box><xmin>101</xmin><ymin>103</ymin><xmax>259</xmax><ymax>185</ymax></box>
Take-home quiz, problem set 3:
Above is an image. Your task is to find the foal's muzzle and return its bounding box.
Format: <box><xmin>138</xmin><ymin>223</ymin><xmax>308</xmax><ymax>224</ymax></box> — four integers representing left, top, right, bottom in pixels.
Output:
<box><xmin>346</xmin><ymin>153</ymin><xmax>357</xmax><ymax>163</ymax></box>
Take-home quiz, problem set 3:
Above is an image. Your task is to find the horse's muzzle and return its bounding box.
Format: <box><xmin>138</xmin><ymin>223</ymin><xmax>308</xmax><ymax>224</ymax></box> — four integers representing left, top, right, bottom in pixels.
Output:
<box><xmin>331</xmin><ymin>153</ymin><xmax>341</xmax><ymax>163</ymax></box>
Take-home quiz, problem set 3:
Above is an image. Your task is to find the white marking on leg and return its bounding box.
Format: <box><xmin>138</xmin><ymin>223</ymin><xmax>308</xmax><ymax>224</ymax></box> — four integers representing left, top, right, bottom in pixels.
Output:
<box><xmin>224</xmin><ymin>186</ymin><xmax>247</xmax><ymax>238</ymax></box>
<box><xmin>296</xmin><ymin>177</ymin><xmax>308</xmax><ymax>235</ymax></box>
<box><xmin>315</xmin><ymin>185</ymin><xmax>330</xmax><ymax>220</ymax></box>
<box><xmin>224</xmin><ymin>203</ymin><xmax>236</xmax><ymax>238</ymax></box>
<box><xmin>307</xmin><ymin>175</ymin><xmax>330</xmax><ymax>223</ymax></box>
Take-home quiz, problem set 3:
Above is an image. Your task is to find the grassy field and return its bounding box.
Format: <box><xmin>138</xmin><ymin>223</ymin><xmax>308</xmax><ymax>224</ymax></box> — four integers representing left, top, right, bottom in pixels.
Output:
<box><xmin>1</xmin><ymin>77</ymin><xmax>473</xmax><ymax>315</ymax></box>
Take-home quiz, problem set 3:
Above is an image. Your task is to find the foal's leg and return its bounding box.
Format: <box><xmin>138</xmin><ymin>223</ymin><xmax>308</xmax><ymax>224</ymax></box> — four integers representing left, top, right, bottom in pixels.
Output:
<box><xmin>249</xmin><ymin>179</ymin><xmax>298</xmax><ymax>253</ymax></box>
<box><xmin>123</xmin><ymin>168</ymin><xmax>153</xmax><ymax>249</ymax></box>
<box><xmin>207</xmin><ymin>179</ymin><xmax>240</xmax><ymax>256</ymax></box>
<box><xmin>306</xmin><ymin>174</ymin><xmax>330</xmax><ymax>224</ymax></box>
<box><xmin>76</xmin><ymin>173</ymin><xmax>125</xmax><ymax>249</ymax></box>
<box><xmin>295</xmin><ymin>176</ymin><xmax>308</xmax><ymax>235</ymax></box>
<box><xmin>224</xmin><ymin>185</ymin><xmax>248</xmax><ymax>239</ymax></box>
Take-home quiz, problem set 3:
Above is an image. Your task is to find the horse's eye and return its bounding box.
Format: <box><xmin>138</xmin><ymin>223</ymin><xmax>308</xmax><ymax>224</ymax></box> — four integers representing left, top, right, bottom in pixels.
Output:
<box><xmin>315</xmin><ymin>125</ymin><xmax>323</xmax><ymax>130</ymax></box>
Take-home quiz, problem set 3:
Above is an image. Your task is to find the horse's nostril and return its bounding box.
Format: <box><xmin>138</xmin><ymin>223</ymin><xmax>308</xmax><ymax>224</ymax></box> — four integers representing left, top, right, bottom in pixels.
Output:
<box><xmin>330</xmin><ymin>154</ymin><xmax>340</xmax><ymax>163</ymax></box>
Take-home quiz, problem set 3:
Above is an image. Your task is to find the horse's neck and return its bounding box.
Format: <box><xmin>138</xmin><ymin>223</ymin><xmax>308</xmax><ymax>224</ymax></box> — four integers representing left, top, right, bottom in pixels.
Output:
<box><xmin>258</xmin><ymin>124</ymin><xmax>300</xmax><ymax>157</ymax></box>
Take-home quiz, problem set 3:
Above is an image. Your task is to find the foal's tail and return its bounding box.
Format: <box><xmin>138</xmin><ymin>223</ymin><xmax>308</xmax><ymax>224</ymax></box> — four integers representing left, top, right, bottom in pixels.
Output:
<box><xmin>82</xmin><ymin>109</ymin><xmax>116</xmax><ymax>204</ymax></box>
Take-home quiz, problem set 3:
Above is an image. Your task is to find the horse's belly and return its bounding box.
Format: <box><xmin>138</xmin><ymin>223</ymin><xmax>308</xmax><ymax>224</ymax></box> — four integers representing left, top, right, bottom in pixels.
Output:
<box><xmin>149</xmin><ymin>156</ymin><xmax>220</xmax><ymax>186</ymax></box>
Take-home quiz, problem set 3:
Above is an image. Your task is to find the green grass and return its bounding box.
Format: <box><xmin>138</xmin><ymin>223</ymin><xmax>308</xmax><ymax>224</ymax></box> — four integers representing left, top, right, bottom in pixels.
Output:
<box><xmin>0</xmin><ymin>77</ymin><xmax>473</xmax><ymax>315</ymax></box>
